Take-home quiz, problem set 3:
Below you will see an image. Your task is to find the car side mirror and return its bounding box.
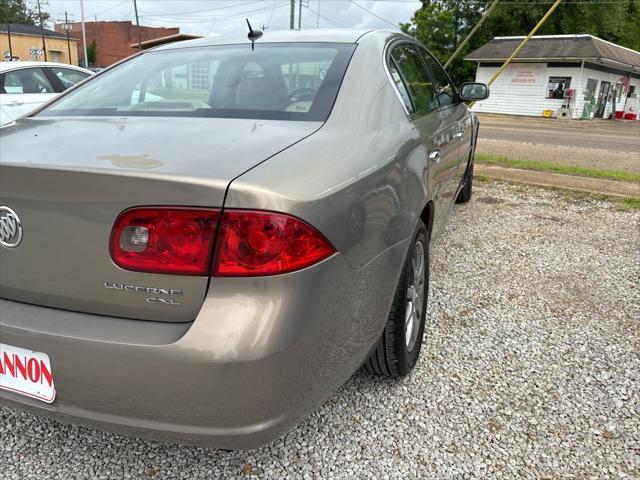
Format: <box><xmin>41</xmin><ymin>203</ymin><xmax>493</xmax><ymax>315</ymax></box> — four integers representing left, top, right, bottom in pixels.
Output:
<box><xmin>459</xmin><ymin>82</ymin><xmax>489</xmax><ymax>102</ymax></box>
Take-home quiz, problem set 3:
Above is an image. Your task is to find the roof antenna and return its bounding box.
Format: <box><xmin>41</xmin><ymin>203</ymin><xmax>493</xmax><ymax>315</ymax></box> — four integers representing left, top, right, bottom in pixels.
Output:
<box><xmin>246</xmin><ymin>19</ymin><xmax>263</xmax><ymax>51</ymax></box>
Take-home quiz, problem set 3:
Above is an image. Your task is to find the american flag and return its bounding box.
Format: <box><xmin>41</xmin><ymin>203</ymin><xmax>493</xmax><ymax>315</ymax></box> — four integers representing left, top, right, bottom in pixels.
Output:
<box><xmin>618</xmin><ymin>74</ymin><xmax>631</xmax><ymax>94</ymax></box>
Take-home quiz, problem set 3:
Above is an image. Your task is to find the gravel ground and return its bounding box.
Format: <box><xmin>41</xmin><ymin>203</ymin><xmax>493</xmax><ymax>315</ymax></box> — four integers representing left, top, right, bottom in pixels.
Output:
<box><xmin>2</xmin><ymin>181</ymin><xmax>639</xmax><ymax>479</ymax></box>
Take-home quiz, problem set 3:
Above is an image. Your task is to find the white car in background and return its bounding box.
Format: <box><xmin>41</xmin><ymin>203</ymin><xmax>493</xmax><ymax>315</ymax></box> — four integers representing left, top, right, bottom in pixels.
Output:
<box><xmin>0</xmin><ymin>61</ymin><xmax>93</xmax><ymax>126</ymax></box>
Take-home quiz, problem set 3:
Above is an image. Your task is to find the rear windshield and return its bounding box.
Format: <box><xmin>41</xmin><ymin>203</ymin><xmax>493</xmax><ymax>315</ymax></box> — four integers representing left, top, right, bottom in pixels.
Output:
<box><xmin>38</xmin><ymin>42</ymin><xmax>355</xmax><ymax>122</ymax></box>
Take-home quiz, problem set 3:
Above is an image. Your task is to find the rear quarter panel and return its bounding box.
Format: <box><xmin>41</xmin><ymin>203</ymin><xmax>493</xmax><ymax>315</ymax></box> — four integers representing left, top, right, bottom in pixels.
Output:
<box><xmin>225</xmin><ymin>32</ymin><xmax>432</xmax><ymax>270</ymax></box>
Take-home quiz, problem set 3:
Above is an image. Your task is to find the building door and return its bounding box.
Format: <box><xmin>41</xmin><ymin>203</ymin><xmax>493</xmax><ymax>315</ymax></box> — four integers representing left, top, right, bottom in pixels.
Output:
<box><xmin>595</xmin><ymin>81</ymin><xmax>611</xmax><ymax>118</ymax></box>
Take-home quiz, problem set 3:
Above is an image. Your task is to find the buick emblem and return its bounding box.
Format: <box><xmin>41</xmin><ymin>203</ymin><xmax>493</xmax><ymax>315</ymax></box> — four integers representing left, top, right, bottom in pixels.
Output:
<box><xmin>0</xmin><ymin>206</ymin><xmax>22</xmax><ymax>248</ymax></box>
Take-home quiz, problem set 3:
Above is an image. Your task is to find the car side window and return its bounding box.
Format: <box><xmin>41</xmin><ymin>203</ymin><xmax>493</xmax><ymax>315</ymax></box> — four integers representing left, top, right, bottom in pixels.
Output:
<box><xmin>48</xmin><ymin>67</ymin><xmax>90</xmax><ymax>90</ymax></box>
<box><xmin>418</xmin><ymin>48</ymin><xmax>457</xmax><ymax>107</ymax></box>
<box><xmin>388</xmin><ymin>59</ymin><xmax>414</xmax><ymax>113</ymax></box>
<box><xmin>1</xmin><ymin>68</ymin><xmax>55</xmax><ymax>94</ymax></box>
<box><xmin>390</xmin><ymin>44</ymin><xmax>437</xmax><ymax>115</ymax></box>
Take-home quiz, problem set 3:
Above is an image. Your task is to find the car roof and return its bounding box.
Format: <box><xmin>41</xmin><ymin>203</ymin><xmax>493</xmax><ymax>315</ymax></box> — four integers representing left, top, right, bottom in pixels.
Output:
<box><xmin>0</xmin><ymin>61</ymin><xmax>93</xmax><ymax>74</ymax></box>
<box><xmin>152</xmin><ymin>28</ymin><xmax>378</xmax><ymax>52</ymax></box>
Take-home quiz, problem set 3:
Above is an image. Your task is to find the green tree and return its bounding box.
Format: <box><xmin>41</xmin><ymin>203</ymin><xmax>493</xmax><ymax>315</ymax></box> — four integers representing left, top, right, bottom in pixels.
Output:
<box><xmin>86</xmin><ymin>39</ymin><xmax>96</xmax><ymax>67</ymax></box>
<box><xmin>480</xmin><ymin>0</ymin><xmax>639</xmax><ymax>50</ymax></box>
<box><xmin>401</xmin><ymin>1</ymin><xmax>486</xmax><ymax>87</ymax></box>
<box><xmin>402</xmin><ymin>0</ymin><xmax>640</xmax><ymax>85</ymax></box>
<box><xmin>0</xmin><ymin>0</ymin><xmax>49</xmax><ymax>25</ymax></box>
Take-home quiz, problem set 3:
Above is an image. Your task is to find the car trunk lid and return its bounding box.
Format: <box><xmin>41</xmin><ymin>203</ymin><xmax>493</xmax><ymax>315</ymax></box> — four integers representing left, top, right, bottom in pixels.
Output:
<box><xmin>0</xmin><ymin>117</ymin><xmax>320</xmax><ymax>322</ymax></box>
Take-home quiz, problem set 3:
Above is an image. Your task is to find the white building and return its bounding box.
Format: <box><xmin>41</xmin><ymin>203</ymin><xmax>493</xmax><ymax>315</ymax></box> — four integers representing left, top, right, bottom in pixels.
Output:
<box><xmin>465</xmin><ymin>35</ymin><xmax>640</xmax><ymax>119</ymax></box>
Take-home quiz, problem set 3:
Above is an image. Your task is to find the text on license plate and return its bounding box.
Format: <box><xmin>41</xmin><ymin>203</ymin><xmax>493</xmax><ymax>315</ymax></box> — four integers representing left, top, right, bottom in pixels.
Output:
<box><xmin>0</xmin><ymin>343</ymin><xmax>56</xmax><ymax>403</ymax></box>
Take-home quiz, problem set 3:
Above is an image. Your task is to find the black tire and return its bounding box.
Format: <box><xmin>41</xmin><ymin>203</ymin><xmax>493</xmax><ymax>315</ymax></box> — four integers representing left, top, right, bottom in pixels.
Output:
<box><xmin>456</xmin><ymin>157</ymin><xmax>473</xmax><ymax>204</ymax></box>
<box><xmin>364</xmin><ymin>220</ymin><xmax>429</xmax><ymax>378</ymax></box>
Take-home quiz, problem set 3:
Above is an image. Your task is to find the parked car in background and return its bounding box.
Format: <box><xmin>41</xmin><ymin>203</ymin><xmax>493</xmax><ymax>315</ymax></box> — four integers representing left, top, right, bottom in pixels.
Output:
<box><xmin>0</xmin><ymin>61</ymin><xmax>92</xmax><ymax>126</ymax></box>
<box><xmin>0</xmin><ymin>29</ymin><xmax>488</xmax><ymax>449</ymax></box>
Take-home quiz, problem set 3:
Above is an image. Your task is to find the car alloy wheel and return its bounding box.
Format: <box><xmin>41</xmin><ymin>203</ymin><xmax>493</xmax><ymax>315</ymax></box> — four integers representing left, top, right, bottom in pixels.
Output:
<box><xmin>405</xmin><ymin>241</ymin><xmax>425</xmax><ymax>352</ymax></box>
<box><xmin>364</xmin><ymin>220</ymin><xmax>429</xmax><ymax>378</ymax></box>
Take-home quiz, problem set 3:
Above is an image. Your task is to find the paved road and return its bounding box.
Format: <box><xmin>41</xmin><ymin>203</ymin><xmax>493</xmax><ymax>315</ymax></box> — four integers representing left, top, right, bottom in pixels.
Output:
<box><xmin>480</xmin><ymin>124</ymin><xmax>639</xmax><ymax>154</ymax></box>
<box><xmin>476</xmin><ymin>114</ymin><xmax>640</xmax><ymax>172</ymax></box>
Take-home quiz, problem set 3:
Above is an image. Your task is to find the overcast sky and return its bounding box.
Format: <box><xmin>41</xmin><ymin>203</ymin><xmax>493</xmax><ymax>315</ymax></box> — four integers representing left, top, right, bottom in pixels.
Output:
<box><xmin>45</xmin><ymin>0</ymin><xmax>421</xmax><ymax>36</ymax></box>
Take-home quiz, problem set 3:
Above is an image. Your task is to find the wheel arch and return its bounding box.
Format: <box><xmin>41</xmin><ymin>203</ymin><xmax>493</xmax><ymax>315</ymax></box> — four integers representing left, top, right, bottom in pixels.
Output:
<box><xmin>419</xmin><ymin>200</ymin><xmax>434</xmax><ymax>239</ymax></box>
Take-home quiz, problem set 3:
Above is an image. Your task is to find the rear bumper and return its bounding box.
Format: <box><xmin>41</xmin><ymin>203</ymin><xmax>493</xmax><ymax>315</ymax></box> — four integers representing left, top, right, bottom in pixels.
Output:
<box><xmin>0</xmin><ymin>242</ymin><xmax>408</xmax><ymax>449</ymax></box>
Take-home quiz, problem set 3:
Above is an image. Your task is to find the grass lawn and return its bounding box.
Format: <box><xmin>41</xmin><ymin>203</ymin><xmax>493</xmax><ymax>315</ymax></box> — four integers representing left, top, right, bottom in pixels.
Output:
<box><xmin>476</xmin><ymin>153</ymin><xmax>640</xmax><ymax>184</ymax></box>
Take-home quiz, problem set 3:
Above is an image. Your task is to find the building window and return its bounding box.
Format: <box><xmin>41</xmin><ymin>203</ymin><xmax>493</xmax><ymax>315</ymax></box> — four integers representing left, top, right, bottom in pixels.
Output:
<box><xmin>629</xmin><ymin>85</ymin><xmax>636</xmax><ymax>96</ymax></box>
<box><xmin>188</xmin><ymin>62</ymin><xmax>211</xmax><ymax>91</ymax></box>
<box><xmin>546</xmin><ymin>76</ymin><xmax>571</xmax><ymax>99</ymax></box>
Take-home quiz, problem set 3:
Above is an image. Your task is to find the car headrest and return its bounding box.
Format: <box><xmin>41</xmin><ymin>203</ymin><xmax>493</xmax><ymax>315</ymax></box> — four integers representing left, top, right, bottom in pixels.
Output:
<box><xmin>235</xmin><ymin>75</ymin><xmax>286</xmax><ymax>111</ymax></box>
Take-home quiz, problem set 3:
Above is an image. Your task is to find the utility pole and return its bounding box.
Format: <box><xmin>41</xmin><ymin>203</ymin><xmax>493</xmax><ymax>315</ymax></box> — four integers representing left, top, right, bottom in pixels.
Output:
<box><xmin>298</xmin><ymin>0</ymin><xmax>302</xmax><ymax>29</ymax></box>
<box><xmin>133</xmin><ymin>0</ymin><xmax>141</xmax><ymax>49</ymax></box>
<box><xmin>36</xmin><ymin>0</ymin><xmax>47</xmax><ymax>61</ymax></box>
<box><xmin>316</xmin><ymin>0</ymin><xmax>320</xmax><ymax>28</ymax></box>
<box><xmin>2</xmin><ymin>1</ymin><xmax>14</xmax><ymax>60</ymax></box>
<box><xmin>289</xmin><ymin>0</ymin><xmax>295</xmax><ymax>29</ymax></box>
<box><xmin>63</xmin><ymin>11</ymin><xmax>72</xmax><ymax>64</ymax></box>
<box><xmin>6</xmin><ymin>22</ymin><xmax>13</xmax><ymax>60</ymax></box>
<box><xmin>80</xmin><ymin>0</ymin><xmax>88</xmax><ymax>67</ymax></box>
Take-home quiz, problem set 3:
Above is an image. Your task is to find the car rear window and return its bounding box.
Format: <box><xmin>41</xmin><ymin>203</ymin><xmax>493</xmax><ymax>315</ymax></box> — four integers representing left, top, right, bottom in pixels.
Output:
<box><xmin>39</xmin><ymin>43</ymin><xmax>356</xmax><ymax>122</ymax></box>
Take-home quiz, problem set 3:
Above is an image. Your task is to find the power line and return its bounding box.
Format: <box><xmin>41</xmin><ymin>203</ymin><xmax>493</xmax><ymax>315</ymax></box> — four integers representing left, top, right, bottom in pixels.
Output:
<box><xmin>35</xmin><ymin>0</ymin><xmax>48</xmax><ymax>61</ymax></box>
<box><xmin>91</xmin><ymin>0</ymin><xmax>128</xmax><ymax>18</ymax></box>
<box><xmin>140</xmin><ymin>3</ymin><xmax>290</xmax><ymax>24</ymax></box>
<box><xmin>119</xmin><ymin>9</ymin><xmax>134</xmax><ymax>21</ymax></box>
<box><xmin>304</xmin><ymin>5</ymin><xmax>346</xmax><ymax>28</ymax></box>
<box><xmin>348</xmin><ymin>0</ymin><xmax>400</xmax><ymax>30</ymax></box>
<box><xmin>69</xmin><ymin>0</ymin><xmax>637</xmax><ymax>29</ymax></box>
<box><xmin>141</xmin><ymin>2</ymin><xmax>287</xmax><ymax>21</ymax></box>
<box><xmin>140</xmin><ymin>0</ymin><xmax>267</xmax><ymax>18</ymax></box>
<box><xmin>266</xmin><ymin>0</ymin><xmax>279</xmax><ymax>28</ymax></box>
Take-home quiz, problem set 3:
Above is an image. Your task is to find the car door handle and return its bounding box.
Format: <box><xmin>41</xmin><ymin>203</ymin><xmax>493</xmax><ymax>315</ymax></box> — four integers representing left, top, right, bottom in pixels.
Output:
<box><xmin>429</xmin><ymin>150</ymin><xmax>441</xmax><ymax>164</ymax></box>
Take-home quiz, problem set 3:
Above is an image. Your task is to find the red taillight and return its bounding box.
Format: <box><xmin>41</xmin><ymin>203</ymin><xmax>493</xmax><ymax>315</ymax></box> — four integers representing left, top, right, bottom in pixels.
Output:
<box><xmin>110</xmin><ymin>208</ymin><xmax>335</xmax><ymax>277</ymax></box>
<box><xmin>110</xmin><ymin>208</ymin><xmax>219</xmax><ymax>276</ymax></box>
<box><xmin>213</xmin><ymin>210</ymin><xmax>335</xmax><ymax>276</ymax></box>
